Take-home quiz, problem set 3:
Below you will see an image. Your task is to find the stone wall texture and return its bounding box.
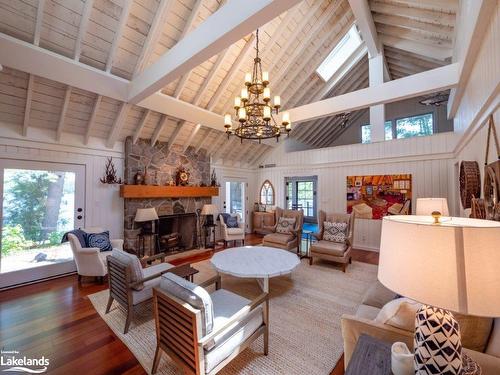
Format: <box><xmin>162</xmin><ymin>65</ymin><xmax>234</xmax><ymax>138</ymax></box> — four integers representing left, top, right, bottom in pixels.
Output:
<box><xmin>123</xmin><ymin>137</ymin><xmax>211</xmax><ymax>252</ymax></box>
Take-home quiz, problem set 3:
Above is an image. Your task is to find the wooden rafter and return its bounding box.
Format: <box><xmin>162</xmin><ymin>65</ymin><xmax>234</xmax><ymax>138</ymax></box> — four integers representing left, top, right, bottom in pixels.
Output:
<box><xmin>132</xmin><ymin>109</ymin><xmax>151</xmax><ymax>144</ymax></box>
<box><xmin>320</xmin><ymin>109</ymin><xmax>367</xmax><ymax>147</ymax></box>
<box><xmin>34</xmin><ymin>0</ymin><xmax>45</xmax><ymax>46</ymax></box>
<box><xmin>348</xmin><ymin>0</ymin><xmax>380</xmax><ymax>57</ymax></box>
<box><xmin>195</xmin><ymin>128</ymin><xmax>210</xmax><ymax>153</ymax></box>
<box><xmin>167</xmin><ymin>120</ymin><xmax>186</xmax><ymax>151</ymax></box>
<box><xmin>370</xmin><ymin>1</ymin><xmax>456</xmax><ymax>27</ymax></box>
<box><xmin>84</xmin><ymin>94</ymin><xmax>102</xmax><ymax>145</ymax></box>
<box><xmin>22</xmin><ymin>74</ymin><xmax>35</xmax><ymax>137</ymax></box>
<box><xmin>107</xmin><ymin>102</ymin><xmax>130</xmax><ymax>148</ymax></box>
<box><xmin>56</xmin><ymin>86</ymin><xmax>72</xmax><ymax>142</ymax></box>
<box><xmin>380</xmin><ymin>34</ymin><xmax>451</xmax><ymax>61</ymax></box>
<box><xmin>151</xmin><ymin>115</ymin><xmax>170</xmax><ymax>146</ymax></box>
<box><xmin>106</xmin><ymin>0</ymin><xmax>132</xmax><ymax>73</ymax></box>
<box><xmin>74</xmin><ymin>0</ymin><xmax>94</xmax><ymax>60</ymax></box>
<box><xmin>183</xmin><ymin>123</ymin><xmax>202</xmax><ymax>152</ymax></box>
<box><xmin>192</xmin><ymin>48</ymin><xmax>229</xmax><ymax>106</ymax></box>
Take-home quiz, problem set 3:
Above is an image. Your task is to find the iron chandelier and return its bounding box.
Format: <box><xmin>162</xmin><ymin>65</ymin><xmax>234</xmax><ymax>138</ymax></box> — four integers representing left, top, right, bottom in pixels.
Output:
<box><xmin>224</xmin><ymin>29</ymin><xmax>291</xmax><ymax>142</ymax></box>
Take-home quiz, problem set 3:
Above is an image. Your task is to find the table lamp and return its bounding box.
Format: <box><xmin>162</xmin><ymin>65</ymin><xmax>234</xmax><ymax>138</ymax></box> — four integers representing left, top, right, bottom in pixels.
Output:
<box><xmin>201</xmin><ymin>204</ymin><xmax>218</xmax><ymax>226</ymax></box>
<box><xmin>379</xmin><ymin>214</ymin><xmax>500</xmax><ymax>374</ymax></box>
<box><xmin>134</xmin><ymin>207</ymin><xmax>159</xmax><ymax>234</ymax></box>
<box><xmin>416</xmin><ymin>198</ymin><xmax>449</xmax><ymax>216</ymax></box>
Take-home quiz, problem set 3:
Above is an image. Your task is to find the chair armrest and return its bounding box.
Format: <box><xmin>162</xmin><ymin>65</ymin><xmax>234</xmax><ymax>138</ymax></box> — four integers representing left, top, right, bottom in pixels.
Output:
<box><xmin>341</xmin><ymin>314</ymin><xmax>414</xmax><ymax>368</ymax></box>
<box><xmin>110</xmin><ymin>239</ymin><xmax>123</xmax><ymax>250</ymax></box>
<box><xmin>198</xmin><ymin>292</ymin><xmax>269</xmax><ymax>346</ymax></box>
<box><xmin>79</xmin><ymin>247</ymin><xmax>100</xmax><ymax>255</ymax></box>
<box><xmin>312</xmin><ymin>232</ymin><xmax>322</xmax><ymax>241</ymax></box>
<box><xmin>130</xmin><ymin>269</ymin><xmax>171</xmax><ymax>287</ymax></box>
<box><xmin>198</xmin><ymin>274</ymin><xmax>221</xmax><ymax>290</ymax></box>
<box><xmin>263</xmin><ymin>223</ymin><xmax>277</xmax><ymax>232</ymax></box>
<box><xmin>140</xmin><ymin>252</ymin><xmax>166</xmax><ymax>267</ymax></box>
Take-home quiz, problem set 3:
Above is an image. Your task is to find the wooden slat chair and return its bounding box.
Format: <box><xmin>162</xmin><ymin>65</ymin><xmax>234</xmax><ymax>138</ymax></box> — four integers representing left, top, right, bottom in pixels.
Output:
<box><xmin>152</xmin><ymin>273</ymin><xmax>269</xmax><ymax>375</ymax></box>
<box><xmin>106</xmin><ymin>250</ymin><xmax>174</xmax><ymax>333</ymax></box>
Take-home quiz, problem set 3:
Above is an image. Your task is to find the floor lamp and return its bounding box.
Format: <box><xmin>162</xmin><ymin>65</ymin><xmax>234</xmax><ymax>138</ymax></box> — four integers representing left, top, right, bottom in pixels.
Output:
<box><xmin>379</xmin><ymin>214</ymin><xmax>500</xmax><ymax>374</ymax></box>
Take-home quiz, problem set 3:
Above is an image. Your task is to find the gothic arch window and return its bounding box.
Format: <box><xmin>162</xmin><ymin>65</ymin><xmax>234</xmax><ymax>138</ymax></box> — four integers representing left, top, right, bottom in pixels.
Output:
<box><xmin>260</xmin><ymin>180</ymin><xmax>275</xmax><ymax>205</ymax></box>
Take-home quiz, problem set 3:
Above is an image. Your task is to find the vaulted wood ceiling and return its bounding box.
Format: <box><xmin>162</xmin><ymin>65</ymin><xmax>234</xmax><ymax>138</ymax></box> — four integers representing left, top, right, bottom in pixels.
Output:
<box><xmin>0</xmin><ymin>0</ymin><xmax>458</xmax><ymax>164</ymax></box>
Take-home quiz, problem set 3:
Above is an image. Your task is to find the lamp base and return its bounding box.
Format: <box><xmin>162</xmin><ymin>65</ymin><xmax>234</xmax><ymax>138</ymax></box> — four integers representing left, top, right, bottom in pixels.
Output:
<box><xmin>414</xmin><ymin>305</ymin><xmax>462</xmax><ymax>374</ymax></box>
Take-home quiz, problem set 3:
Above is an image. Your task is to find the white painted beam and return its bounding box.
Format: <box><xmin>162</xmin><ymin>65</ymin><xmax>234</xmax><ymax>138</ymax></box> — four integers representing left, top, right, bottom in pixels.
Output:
<box><xmin>133</xmin><ymin>0</ymin><xmax>174</xmax><ymax>76</ymax></box>
<box><xmin>289</xmin><ymin>63</ymin><xmax>460</xmax><ymax>124</ymax></box>
<box><xmin>34</xmin><ymin>0</ymin><xmax>45</xmax><ymax>46</ymax></box>
<box><xmin>132</xmin><ymin>109</ymin><xmax>151</xmax><ymax>144</ymax></box>
<box><xmin>107</xmin><ymin>102</ymin><xmax>130</xmax><ymax>148</ymax></box>
<box><xmin>128</xmin><ymin>0</ymin><xmax>301</xmax><ymax>104</ymax></box>
<box><xmin>192</xmin><ymin>49</ymin><xmax>228</xmax><ymax>105</ymax></box>
<box><xmin>183</xmin><ymin>123</ymin><xmax>201</xmax><ymax>152</ymax></box>
<box><xmin>106</xmin><ymin>0</ymin><xmax>132</xmax><ymax>73</ymax></box>
<box><xmin>369</xmin><ymin>53</ymin><xmax>385</xmax><ymax>142</ymax></box>
<box><xmin>195</xmin><ymin>128</ymin><xmax>210</xmax><ymax>153</ymax></box>
<box><xmin>56</xmin><ymin>86</ymin><xmax>72</xmax><ymax>142</ymax></box>
<box><xmin>0</xmin><ymin>34</ymin><xmax>227</xmax><ymax>130</ymax></box>
<box><xmin>22</xmin><ymin>74</ymin><xmax>34</xmax><ymax>136</ymax></box>
<box><xmin>380</xmin><ymin>34</ymin><xmax>451</xmax><ymax>61</ymax></box>
<box><xmin>151</xmin><ymin>116</ymin><xmax>170</xmax><ymax>146</ymax></box>
<box><xmin>74</xmin><ymin>0</ymin><xmax>93</xmax><ymax>60</ymax></box>
<box><xmin>167</xmin><ymin>120</ymin><xmax>186</xmax><ymax>151</ymax></box>
<box><xmin>85</xmin><ymin>95</ymin><xmax>102</xmax><ymax>145</ymax></box>
<box><xmin>348</xmin><ymin>0</ymin><xmax>380</xmax><ymax>57</ymax></box>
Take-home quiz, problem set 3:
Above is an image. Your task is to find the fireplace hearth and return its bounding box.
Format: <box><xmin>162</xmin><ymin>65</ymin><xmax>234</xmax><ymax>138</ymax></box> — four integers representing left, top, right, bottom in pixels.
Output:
<box><xmin>158</xmin><ymin>212</ymin><xmax>199</xmax><ymax>251</ymax></box>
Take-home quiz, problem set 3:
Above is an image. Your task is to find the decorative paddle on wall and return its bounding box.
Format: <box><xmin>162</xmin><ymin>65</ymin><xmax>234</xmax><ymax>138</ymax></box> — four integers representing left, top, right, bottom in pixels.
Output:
<box><xmin>100</xmin><ymin>157</ymin><xmax>122</xmax><ymax>184</ymax></box>
<box><xmin>483</xmin><ymin>115</ymin><xmax>500</xmax><ymax>220</ymax></box>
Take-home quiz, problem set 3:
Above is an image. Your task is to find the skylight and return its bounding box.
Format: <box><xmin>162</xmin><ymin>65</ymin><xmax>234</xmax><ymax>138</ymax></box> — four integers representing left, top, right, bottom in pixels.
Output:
<box><xmin>316</xmin><ymin>25</ymin><xmax>362</xmax><ymax>82</ymax></box>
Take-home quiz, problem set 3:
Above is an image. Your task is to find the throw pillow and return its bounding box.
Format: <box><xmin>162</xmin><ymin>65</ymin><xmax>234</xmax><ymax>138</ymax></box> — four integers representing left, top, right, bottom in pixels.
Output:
<box><xmin>111</xmin><ymin>249</ymin><xmax>144</xmax><ymax>290</ymax></box>
<box><xmin>85</xmin><ymin>230</ymin><xmax>113</xmax><ymax>252</ymax></box>
<box><xmin>453</xmin><ymin>313</ymin><xmax>493</xmax><ymax>353</ymax></box>
<box><xmin>323</xmin><ymin>221</ymin><xmax>348</xmax><ymax>242</ymax></box>
<box><xmin>276</xmin><ymin>217</ymin><xmax>296</xmax><ymax>234</ymax></box>
<box><xmin>375</xmin><ymin>297</ymin><xmax>422</xmax><ymax>331</ymax></box>
<box><xmin>226</xmin><ymin>215</ymin><xmax>239</xmax><ymax>228</ymax></box>
<box><xmin>160</xmin><ymin>273</ymin><xmax>214</xmax><ymax>336</ymax></box>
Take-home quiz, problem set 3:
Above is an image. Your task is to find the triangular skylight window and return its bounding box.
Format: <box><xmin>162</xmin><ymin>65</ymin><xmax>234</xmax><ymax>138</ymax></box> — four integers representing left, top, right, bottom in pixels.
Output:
<box><xmin>316</xmin><ymin>25</ymin><xmax>362</xmax><ymax>82</ymax></box>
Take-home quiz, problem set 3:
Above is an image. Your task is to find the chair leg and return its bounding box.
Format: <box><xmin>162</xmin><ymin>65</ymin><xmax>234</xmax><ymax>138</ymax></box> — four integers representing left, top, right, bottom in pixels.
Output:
<box><xmin>264</xmin><ymin>329</ymin><xmax>269</xmax><ymax>356</ymax></box>
<box><xmin>124</xmin><ymin>308</ymin><xmax>132</xmax><ymax>334</ymax></box>
<box><xmin>309</xmin><ymin>257</ymin><xmax>313</xmax><ymax>266</ymax></box>
<box><xmin>152</xmin><ymin>346</ymin><xmax>162</xmax><ymax>374</ymax></box>
<box><xmin>223</xmin><ymin>240</ymin><xmax>227</xmax><ymax>248</ymax></box>
<box><xmin>342</xmin><ymin>263</ymin><xmax>346</xmax><ymax>273</ymax></box>
<box><xmin>105</xmin><ymin>296</ymin><xmax>114</xmax><ymax>313</ymax></box>
<box><xmin>349</xmin><ymin>257</ymin><xmax>352</xmax><ymax>264</ymax></box>
<box><xmin>242</xmin><ymin>239</ymin><xmax>245</xmax><ymax>246</ymax></box>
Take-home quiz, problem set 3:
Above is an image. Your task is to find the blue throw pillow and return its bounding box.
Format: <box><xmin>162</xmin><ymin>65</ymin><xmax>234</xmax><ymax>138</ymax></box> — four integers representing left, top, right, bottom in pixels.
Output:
<box><xmin>226</xmin><ymin>216</ymin><xmax>239</xmax><ymax>228</ymax></box>
<box><xmin>85</xmin><ymin>231</ymin><xmax>113</xmax><ymax>252</ymax></box>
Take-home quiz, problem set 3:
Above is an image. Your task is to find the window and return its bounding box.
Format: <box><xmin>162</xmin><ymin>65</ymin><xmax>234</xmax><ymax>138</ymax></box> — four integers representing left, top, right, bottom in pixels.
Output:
<box><xmin>316</xmin><ymin>25</ymin><xmax>362</xmax><ymax>82</ymax></box>
<box><xmin>260</xmin><ymin>180</ymin><xmax>274</xmax><ymax>205</ymax></box>
<box><xmin>396</xmin><ymin>113</ymin><xmax>433</xmax><ymax>139</ymax></box>
<box><xmin>361</xmin><ymin>121</ymin><xmax>393</xmax><ymax>144</ymax></box>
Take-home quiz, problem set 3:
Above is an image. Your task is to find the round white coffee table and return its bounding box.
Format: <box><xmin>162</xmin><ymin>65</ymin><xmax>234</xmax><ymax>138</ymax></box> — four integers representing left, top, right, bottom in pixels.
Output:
<box><xmin>210</xmin><ymin>246</ymin><xmax>300</xmax><ymax>292</ymax></box>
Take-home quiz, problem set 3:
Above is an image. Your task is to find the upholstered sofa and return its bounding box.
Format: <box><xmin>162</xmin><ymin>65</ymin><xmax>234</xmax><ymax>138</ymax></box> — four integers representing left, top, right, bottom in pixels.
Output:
<box><xmin>309</xmin><ymin>211</ymin><xmax>354</xmax><ymax>272</ymax></box>
<box><xmin>341</xmin><ymin>281</ymin><xmax>500</xmax><ymax>374</ymax></box>
<box><xmin>262</xmin><ymin>207</ymin><xmax>303</xmax><ymax>253</ymax></box>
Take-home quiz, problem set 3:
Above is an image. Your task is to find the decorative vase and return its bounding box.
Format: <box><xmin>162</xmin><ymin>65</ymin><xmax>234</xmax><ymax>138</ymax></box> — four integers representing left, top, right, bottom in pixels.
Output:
<box><xmin>391</xmin><ymin>342</ymin><xmax>413</xmax><ymax>375</ymax></box>
<box><xmin>414</xmin><ymin>305</ymin><xmax>462</xmax><ymax>374</ymax></box>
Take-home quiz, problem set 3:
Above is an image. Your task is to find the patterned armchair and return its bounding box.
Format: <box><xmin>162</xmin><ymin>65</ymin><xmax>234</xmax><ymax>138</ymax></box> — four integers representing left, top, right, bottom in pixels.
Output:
<box><xmin>219</xmin><ymin>213</ymin><xmax>245</xmax><ymax>247</ymax></box>
<box><xmin>262</xmin><ymin>207</ymin><xmax>304</xmax><ymax>253</ymax></box>
<box><xmin>309</xmin><ymin>211</ymin><xmax>355</xmax><ymax>272</ymax></box>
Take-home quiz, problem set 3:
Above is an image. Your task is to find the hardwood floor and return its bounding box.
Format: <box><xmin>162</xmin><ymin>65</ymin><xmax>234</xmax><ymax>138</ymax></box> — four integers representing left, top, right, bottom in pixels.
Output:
<box><xmin>0</xmin><ymin>235</ymin><xmax>378</xmax><ymax>375</ymax></box>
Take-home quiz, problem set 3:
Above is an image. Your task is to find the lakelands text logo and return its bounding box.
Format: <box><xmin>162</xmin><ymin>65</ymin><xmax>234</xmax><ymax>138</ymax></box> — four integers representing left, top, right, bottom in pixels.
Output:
<box><xmin>1</xmin><ymin>350</ymin><xmax>49</xmax><ymax>373</ymax></box>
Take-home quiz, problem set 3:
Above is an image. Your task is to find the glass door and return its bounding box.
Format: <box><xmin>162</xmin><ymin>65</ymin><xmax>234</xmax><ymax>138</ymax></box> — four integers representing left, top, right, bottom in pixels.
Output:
<box><xmin>224</xmin><ymin>181</ymin><xmax>247</xmax><ymax>227</ymax></box>
<box><xmin>0</xmin><ymin>160</ymin><xmax>85</xmax><ymax>288</ymax></box>
<box><xmin>285</xmin><ymin>176</ymin><xmax>318</xmax><ymax>222</ymax></box>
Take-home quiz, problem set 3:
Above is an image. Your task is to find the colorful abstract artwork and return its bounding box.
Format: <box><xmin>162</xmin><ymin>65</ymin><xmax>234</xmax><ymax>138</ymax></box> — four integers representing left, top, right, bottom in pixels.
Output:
<box><xmin>346</xmin><ymin>174</ymin><xmax>412</xmax><ymax>220</ymax></box>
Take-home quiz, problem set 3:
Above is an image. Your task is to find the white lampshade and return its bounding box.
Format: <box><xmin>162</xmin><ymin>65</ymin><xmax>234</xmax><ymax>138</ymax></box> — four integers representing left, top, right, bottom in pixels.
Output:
<box><xmin>379</xmin><ymin>215</ymin><xmax>500</xmax><ymax>317</ymax></box>
<box><xmin>134</xmin><ymin>207</ymin><xmax>159</xmax><ymax>222</ymax></box>
<box><xmin>416</xmin><ymin>198</ymin><xmax>449</xmax><ymax>216</ymax></box>
<box><xmin>201</xmin><ymin>204</ymin><xmax>218</xmax><ymax>216</ymax></box>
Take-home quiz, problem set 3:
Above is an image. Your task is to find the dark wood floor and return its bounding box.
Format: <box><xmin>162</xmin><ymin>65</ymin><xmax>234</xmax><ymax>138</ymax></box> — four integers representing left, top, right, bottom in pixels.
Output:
<box><xmin>0</xmin><ymin>234</ymin><xmax>379</xmax><ymax>375</ymax></box>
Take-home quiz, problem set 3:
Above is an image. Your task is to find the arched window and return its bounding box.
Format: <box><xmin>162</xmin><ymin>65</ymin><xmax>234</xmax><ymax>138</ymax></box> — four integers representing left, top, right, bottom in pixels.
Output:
<box><xmin>260</xmin><ymin>180</ymin><xmax>274</xmax><ymax>205</ymax></box>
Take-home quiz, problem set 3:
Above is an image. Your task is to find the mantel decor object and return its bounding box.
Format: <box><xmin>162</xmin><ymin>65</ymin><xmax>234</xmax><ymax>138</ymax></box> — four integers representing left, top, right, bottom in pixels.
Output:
<box><xmin>379</xmin><ymin>214</ymin><xmax>500</xmax><ymax>374</ymax></box>
<box><xmin>175</xmin><ymin>166</ymin><xmax>190</xmax><ymax>186</ymax></box>
<box><xmin>100</xmin><ymin>157</ymin><xmax>122</xmax><ymax>184</ymax></box>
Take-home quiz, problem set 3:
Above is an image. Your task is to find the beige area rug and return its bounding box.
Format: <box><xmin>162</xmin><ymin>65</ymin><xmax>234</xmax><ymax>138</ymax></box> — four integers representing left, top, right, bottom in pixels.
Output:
<box><xmin>89</xmin><ymin>259</ymin><xmax>378</xmax><ymax>375</ymax></box>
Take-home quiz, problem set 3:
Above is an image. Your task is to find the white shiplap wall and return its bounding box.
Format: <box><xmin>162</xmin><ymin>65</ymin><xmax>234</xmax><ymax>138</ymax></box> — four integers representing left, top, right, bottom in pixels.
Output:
<box><xmin>0</xmin><ymin>121</ymin><xmax>124</xmax><ymax>239</ymax></box>
<box><xmin>257</xmin><ymin>132</ymin><xmax>458</xmax><ymax>251</ymax></box>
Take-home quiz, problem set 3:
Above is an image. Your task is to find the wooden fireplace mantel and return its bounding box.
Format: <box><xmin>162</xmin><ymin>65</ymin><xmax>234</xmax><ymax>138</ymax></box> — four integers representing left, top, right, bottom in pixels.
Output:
<box><xmin>120</xmin><ymin>185</ymin><xmax>219</xmax><ymax>199</ymax></box>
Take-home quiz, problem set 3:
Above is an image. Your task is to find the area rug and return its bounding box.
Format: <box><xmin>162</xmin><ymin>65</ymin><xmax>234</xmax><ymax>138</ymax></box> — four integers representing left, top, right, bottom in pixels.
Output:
<box><xmin>88</xmin><ymin>258</ymin><xmax>378</xmax><ymax>375</ymax></box>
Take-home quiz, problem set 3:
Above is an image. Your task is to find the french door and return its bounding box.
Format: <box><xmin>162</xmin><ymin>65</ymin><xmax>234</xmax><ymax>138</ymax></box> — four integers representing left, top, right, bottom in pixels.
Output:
<box><xmin>0</xmin><ymin>160</ymin><xmax>85</xmax><ymax>288</ymax></box>
<box><xmin>223</xmin><ymin>180</ymin><xmax>247</xmax><ymax>229</ymax></box>
<box><xmin>285</xmin><ymin>176</ymin><xmax>318</xmax><ymax>222</ymax></box>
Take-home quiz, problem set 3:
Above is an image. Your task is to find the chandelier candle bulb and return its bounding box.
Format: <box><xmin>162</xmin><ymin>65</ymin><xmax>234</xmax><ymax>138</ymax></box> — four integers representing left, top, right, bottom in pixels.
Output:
<box><xmin>263</xmin><ymin>87</ymin><xmax>271</xmax><ymax>102</ymax></box>
<box><xmin>241</xmin><ymin>87</ymin><xmax>249</xmax><ymax>101</ymax></box>
<box><xmin>282</xmin><ymin>111</ymin><xmax>290</xmax><ymax>125</ymax></box>
<box><xmin>244</xmin><ymin>72</ymin><xmax>252</xmax><ymax>86</ymax></box>
<box><xmin>224</xmin><ymin>114</ymin><xmax>232</xmax><ymax>127</ymax></box>
<box><xmin>234</xmin><ymin>96</ymin><xmax>241</xmax><ymax>109</ymax></box>
<box><xmin>262</xmin><ymin>71</ymin><xmax>269</xmax><ymax>84</ymax></box>
<box><xmin>274</xmin><ymin>95</ymin><xmax>281</xmax><ymax>109</ymax></box>
<box><xmin>263</xmin><ymin>106</ymin><xmax>271</xmax><ymax>120</ymax></box>
<box><xmin>238</xmin><ymin>107</ymin><xmax>246</xmax><ymax>122</ymax></box>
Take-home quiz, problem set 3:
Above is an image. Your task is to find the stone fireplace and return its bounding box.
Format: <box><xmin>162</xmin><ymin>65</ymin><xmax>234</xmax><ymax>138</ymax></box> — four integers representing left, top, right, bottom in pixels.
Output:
<box><xmin>123</xmin><ymin>137</ymin><xmax>211</xmax><ymax>254</ymax></box>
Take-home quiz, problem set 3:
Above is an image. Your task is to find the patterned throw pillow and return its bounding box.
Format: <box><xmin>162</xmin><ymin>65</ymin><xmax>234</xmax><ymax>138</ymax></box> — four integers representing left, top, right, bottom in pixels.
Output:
<box><xmin>226</xmin><ymin>215</ymin><xmax>239</xmax><ymax>228</ymax></box>
<box><xmin>323</xmin><ymin>221</ymin><xmax>348</xmax><ymax>243</ymax></box>
<box><xmin>85</xmin><ymin>231</ymin><xmax>113</xmax><ymax>252</ymax></box>
<box><xmin>276</xmin><ymin>217</ymin><xmax>296</xmax><ymax>234</ymax></box>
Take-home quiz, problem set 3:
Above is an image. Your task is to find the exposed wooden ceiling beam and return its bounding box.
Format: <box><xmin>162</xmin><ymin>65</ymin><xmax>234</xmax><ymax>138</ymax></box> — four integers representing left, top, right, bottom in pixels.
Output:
<box><xmin>34</xmin><ymin>0</ymin><xmax>45</xmax><ymax>46</ymax></box>
<box><xmin>348</xmin><ymin>0</ymin><xmax>380</xmax><ymax>57</ymax></box>
<box><xmin>56</xmin><ymin>86</ymin><xmax>72</xmax><ymax>142</ymax></box>
<box><xmin>373</xmin><ymin>13</ymin><xmax>454</xmax><ymax>39</ymax></box>
<box><xmin>74</xmin><ymin>0</ymin><xmax>94</xmax><ymax>60</ymax></box>
<box><xmin>165</xmin><ymin>120</ymin><xmax>183</xmax><ymax>151</ymax></box>
<box><xmin>132</xmin><ymin>109</ymin><xmax>151</xmax><ymax>144</ymax></box>
<box><xmin>192</xmin><ymin>48</ymin><xmax>228</xmax><ymax>105</ymax></box>
<box><xmin>107</xmin><ymin>102</ymin><xmax>130</xmax><ymax>148</ymax></box>
<box><xmin>384</xmin><ymin>47</ymin><xmax>444</xmax><ymax>68</ymax></box>
<box><xmin>106</xmin><ymin>0</ymin><xmax>132</xmax><ymax>73</ymax></box>
<box><xmin>289</xmin><ymin>63</ymin><xmax>459</xmax><ymax>124</ymax></box>
<box><xmin>377</xmin><ymin>24</ymin><xmax>452</xmax><ymax>49</ymax></box>
<box><xmin>207</xmin><ymin>134</ymin><xmax>226</xmax><ymax>156</ymax></box>
<box><xmin>151</xmin><ymin>115</ymin><xmax>170</xmax><ymax>146</ymax></box>
<box><xmin>22</xmin><ymin>74</ymin><xmax>34</xmax><ymax>136</ymax></box>
<box><xmin>385</xmin><ymin>0</ymin><xmax>458</xmax><ymax>14</ymax></box>
<box><xmin>133</xmin><ymin>0</ymin><xmax>174</xmax><ymax>76</ymax></box>
<box><xmin>380</xmin><ymin>34</ymin><xmax>452</xmax><ymax>61</ymax></box>
<box><xmin>213</xmin><ymin>137</ymin><xmax>237</xmax><ymax>161</ymax></box>
<box><xmin>195</xmin><ymin>128</ymin><xmax>210</xmax><ymax>153</ymax></box>
<box><xmin>287</xmin><ymin>77</ymin><xmax>319</xmax><ymax>108</ymax></box>
<box><xmin>127</xmin><ymin>0</ymin><xmax>301</xmax><ymax>104</ymax></box>
<box><xmin>84</xmin><ymin>94</ymin><xmax>102</xmax><ymax>145</ymax></box>
<box><xmin>183</xmin><ymin>123</ymin><xmax>202</xmax><ymax>152</ymax></box>
<box><xmin>370</xmin><ymin>1</ymin><xmax>456</xmax><ymax>27</ymax></box>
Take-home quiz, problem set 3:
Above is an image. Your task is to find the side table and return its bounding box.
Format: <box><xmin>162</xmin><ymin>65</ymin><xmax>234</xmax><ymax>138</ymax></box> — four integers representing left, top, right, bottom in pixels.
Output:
<box><xmin>300</xmin><ymin>229</ymin><xmax>314</xmax><ymax>259</ymax></box>
<box><xmin>345</xmin><ymin>334</ymin><xmax>392</xmax><ymax>375</ymax></box>
<box><xmin>169</xmin><ymin>264</ymin><xmax>199</xmax><ymax>282</ymax></box>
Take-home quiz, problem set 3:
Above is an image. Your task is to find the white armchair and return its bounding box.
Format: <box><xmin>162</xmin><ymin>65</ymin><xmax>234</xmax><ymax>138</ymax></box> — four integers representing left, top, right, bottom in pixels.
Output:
<box><xmin>67</xmin><ymin>227</ymin><xmax>124</xmax><ymax>282</ymax></box>
<box><xmin>219</xmin><ymin>213</ymin><xmax>245</xmax><ymax>248</ymax></box>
